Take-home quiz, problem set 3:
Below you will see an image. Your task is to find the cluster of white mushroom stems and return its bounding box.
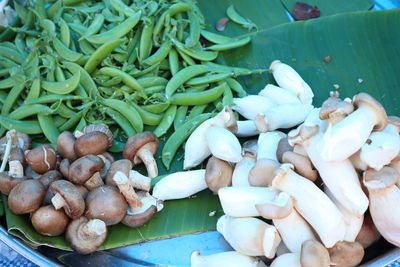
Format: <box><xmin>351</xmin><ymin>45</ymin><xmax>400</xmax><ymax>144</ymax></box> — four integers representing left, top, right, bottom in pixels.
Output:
<box><xmin>154</xmin><ymin>60</ymin><xmax>400</xmax><ymax>267</ymax></box>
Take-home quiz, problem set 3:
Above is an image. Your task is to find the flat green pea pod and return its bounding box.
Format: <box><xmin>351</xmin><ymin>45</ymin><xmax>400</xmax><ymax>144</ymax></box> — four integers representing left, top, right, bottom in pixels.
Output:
<box><xmin>1</xmin><ymin>83</ymin><xmax>25</xmax><ymax>115</ymax></box>
<box><xmin>59</xmin><ymin>18</ymin><xmax>71</xmax><ymax>47</ymax></box>
<box><xmin>0</xmin><ymin>77</ymin><xmax>14</xmax><ymax>89</ymax></box>
<box><xmin>186</xmin><ymin>73</ymin><xmax>232</xmax><ymax>86</ymax></box>
<box><xmin>59</xmin><ymin>111</ymin><xmax>84</xmax><ymax>132</ymax></box>
<box><xmin>47</xmin><ymin>0</ymin><xmax>63</xmax><ymax>19</ymax></box>
<box><xmin>144</xmin><ymin>85</ymin><xmax>165</xmax><ymax>95</ymax></box>
<box><xmin>222</xmin><ymin>83</ymin><xmax>233</xmax><ymax>106</ymax></box>
<box><xmin>205</xmin><ymin>62</ymin><xmax>268</xmax><ymax>76</ymax></box>
<box><xmin>162</xmin><ymin>113</ymin><xmax>212</xmax><ymax>169</ymax></box>
<box><xmin>226</xmin><ymin>77</ymin><xmax>247</xmax><ymax>98</ymax></box>
<box><xmin>153</xmin><ymin>105</ymin><xmax>177</xmax><ymax>137</ymax></box>
<box><xmin>74</xmin><ymin>117</ymin><xmax>87</xmax><ymax>132</ymax></box>
<box><xmin>86</xmin><ymin>11</ymin><xmax>141</xmax><ymax>44</ymax></box>
<box><xmin>131</xmin><ymin>103</ymin><xmax>163</xmax><ymax>126</ymax></box>
<box><xmin>81</xmin><ymin>14</ymin><xmax>105</xmax><ymax>39</ymax></box>
<box><xmin>99</xmin><ymin>67</ymin><xmax>146</xmax><ymax>97</ymax></box>
<box><xmin>102</xmin><ymin>99</ymin><xmax>143</xmax><ymax>133</ymax></box>
<box><xmin>187</xmin><ymin>104</ymin><xmax>208</xmax><ymax>121</ymax></box>
<box><xmin>168</xmin><ymin>48</ymin><xmax>180</xmax><ymax>75</ymax></box>
<box><xmin>173</xmin><ymin>105</ymin><xmax>188</xmax><ymax>130</ymax></box>
<box><xmin>226</xmin><ymin>5</ymin><xmax>257</xmax><ymax>30</ymax></box>
<box><xmin>206</xmin><ymin>36</ymin><xmax>251</xmax><ymax>51</ymax></box>
<box><xmin>84</xmin><ymin>38</ymin><xmax>124</xmax><ymax>74</ymax></box>
<box><xmin>0</xmin><ymin>116</ymin><xmax>43</xmax><ymax>134</ymax></box>
<box><xmin>142</xmin><ymin>39</ymin><xmax>171</xmax><ymax>66</ymax></box>
<box><xmin>139</xmin><ymin>16</ymin><xmax>155</xmax><ymax>61</ymax></box>
<box><xmin>142</xmin><ymin>103</ymin><xmax>170</xmax><ymax>114</ymax></box>
<box><xmin>9</xmin><ymin>104</ymin><xmax>54</xmax><ymax>120</ymax></box>
<box><xmin>110</xmin><ymin>0</ymin><xmax>137</xmax><ymax>17</ymax></box>
<box><xmin>165</xmin><ymin>64</ymin><xmax>210</xmax><ymax>97</ymax></box>
<box><xmin>185</xmin><ymin>11</ymin><xmax>201</xmax><ymax>48</ymax></box>
<box><xmin>38</xmin><ymin>115</ymin><xmax>60</xmax><ymax>144</ymax></box>
<box><xmin>24</xmin><ymin>95</ymin><xmax>89</xmax><ymax>105</ymax></box>
<box><xmin>42</xmin><ymin>71</ymin><xmax>81</xmax><ymax>94</ymax></box>
<box><xmin>24</xmin><ymin>78</ymin><xmax>41</xmax><ymax>102</ymax></box>
<box><xmin>172</xmin><ymin>38</ymin><xmax>218</xmax><ymax>61</ymax></box>
<box><xmin>169</xmin><ymin>82</ymin><xmax>227</xmax><ymax>105</ymax></box>
<box><xmin>62</xmin><ymin>61</ymin><xmax>99</xmax><ymax>97</ymax></box>
<box><xmin>0</xmin><ymin>46</ymin><xmax>24</xmax><ymax>64</ymax></box>
<box><xmin>200</xmin><ymin>30</ymin><xmax>235</xmax><ymax>44</ymax></box>
<box><xmin>104</xmin><ymin>107</ymin><xmax>136</xmax><ymax>137</ymax></box>
<box><xmin>137</xmin><ymin>76</ymin><xmax>168</xmax><ymax>88</ymax></box>
<box><xmin>53</xmin><ymin>38</ymin><xmax>83</xmax><ymax>62</ymax></box>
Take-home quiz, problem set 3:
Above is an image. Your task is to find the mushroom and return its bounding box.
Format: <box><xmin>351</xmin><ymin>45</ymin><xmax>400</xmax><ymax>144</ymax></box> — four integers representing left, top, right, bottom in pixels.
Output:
<box><xmin>68</xmin><ymin>155</ymin><xmax>104</xmax><ymax>190</ymax></box>
<box><xmin>276</xmin><ymin>137</ymin><xmax>293</xmax><ymax>163</ymax></box>
<box><xmin>190</xmin><ymin>250</ymin><xmax>267</xmax><ymax>267</ymax></box>
<box><xmin>105</xmin><ymin>159</ymin><xmax>132</xmax><ymax>186</ymax></box>
<box><xmin>320</xmin><ymin>92</ymin><xmax>388</xmax><ymax>161</ymax></box>
<box><xmin>57</xmin><ymin>131</ymin><xmax>78</xmax><ymax>161</ymax></box>
<box><xmin>112</xmin><ymin>171</ymin><xmax>142</xmax><ymax>211</ymax></box>
<box><xmin>0</xmin><ymin>130</ymin><xmax>30</xmax><ymax>172</ymax></box>
<box><xmin>50</xmin><ymin>180</ymin><xmax>85</xmax><ymax>219</ymax></box>
<box><xmin>206</xmin><ymin>125</ymin><xmax>242</xmax><ymax>163</ymax></box>
<box><xmin>271</xmin><ymin>164</ymin><xmax>346</xmax><ymax>248</ymax></box>
<box><xmin>231</xmin><ymin>151</ymin><xmax>255</xmax><ymax>187</ymax></box>
<box><xmin>255</xmin><ymin>192</ymin><xmax>317</xmax><ymax>253</ymax></box>
<box><xmin>74</xmin><ymin>131</ymin><xmax>110</xmax><ymax>157</ymax></box>
<box><xmin>269</xmin><ymin>60</ymin><xmax>314</xmax><ymax>105</ymax></box>
<box><xmin>38</xmin><ymin>170</ymin><xmax>62</xmax><ymax>189</ymax></box>
<box><xmin>82</xmin><ymin>123</ymin><xmax>113</xmax><ymax>147</ymax></box>
<box><xmin>232</xmin><ymin>95</ymin><xmax>276</xmax><ymax>120</ymax></box>
<box><xmin>258</xmin><ymin>84</ymin><xmax>301</xmax><ymax>105</ymax></box>
<box><xmin>31</xmin><ymin>205</ymin><xmax>69</xmax><ymax>236</ymax></box>
<box><xmin>0</xmin><ymin>172</ymin><xmax>29</xmax><ymax>195</ymax></box>
<box><xmin>8</xmin><ymin>179</ymin><xmax>45</xmax><ymax>214</ymax></box>
<box><xmin>217</xmin><ymin>215</ymin><xmax>281</xmax><ymax>258</ymax></box>
<box><xmin>59</xmin><ymin>158</ymin><xmax>70</xmax><ymax>179</ymax></box>
<box><xmin>355</xmin><ymin>212</ymin><xmax>381</xmax><ymax>248</ymax></box>
<box><xmin>248</xmin><ymin>159</ymin><xmax>280</xmax><ymax>187</ymax></box>
<box><xmin>363</xmin><ymin>166</ymin><xmax>400</xmax><ymax>246</ymax></box>
<box><xmin>236</xmin><ymin>120</ymin><xmax>259</xmax><ymax>137</ymax></box>
<box><xmin>257</xmin><ymin>131</ymin><xmax>286</xmax><ymax>161</ymax></box>
<box><xmin>25</xmin><ymin>144</ymin><xmax>57</xmax><ymax>174</ymax></box>
<box><xmin>152</xmin><ymin>170</ymin><xmax>207</xmax><ymax>201</ymax></box>
<box><xmin>319</xmin><ymin>91</ymin><xmax>354</xmax><ymax>126</ymax></box>
<box><xmin>66</xmin><ymin>217</ymin><xmax>107</xmax><ymax>254</ymax></box>
<box><xmin>282</xmin><ymin>151</ymin><xmax>317</xmax><ymax>182</ymax></box>
<box><xmin>85</xmin><ymin>185</ymin><xmax>128</xmax><ymax>225</ymax></box>
<box><xmin>0</xmin><ymin>131</ymin><xmax>30</xmax><ymax>155</ymax></box>
<box><xmin>205</xmin><ymin>157</ymin><xmax>233</xmax><ymax>193</ymax></box>
<box><xmin>98</xmin><ymin>153</ymin><xmax>114</xmax><ymax>179</ymax></box>
<box><xmin>128</xmin><ymin>170</ymin><xmax>152</xmax><ymax>191</ymax></box>
<box><xmin>218</xmin><ymin>186</ymin><xmax>279</xmax><ymax>217</ymax></box>
<box><xmin>123</xmin><ymin>132</ymin><xmax>159</xmax><ymax>178</ymax></box>
<box><xmin>328</xmin><ymin>241</ymin><xmax>364</xmax><ymax>267</ymax></box>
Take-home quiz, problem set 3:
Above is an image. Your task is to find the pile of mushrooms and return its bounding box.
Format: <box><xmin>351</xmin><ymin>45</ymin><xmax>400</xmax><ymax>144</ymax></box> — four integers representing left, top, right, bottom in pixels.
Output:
<box><xmin>1</xmin><ymin>125</ymin><xmax>163</xmax><ymax>254</ymax></box>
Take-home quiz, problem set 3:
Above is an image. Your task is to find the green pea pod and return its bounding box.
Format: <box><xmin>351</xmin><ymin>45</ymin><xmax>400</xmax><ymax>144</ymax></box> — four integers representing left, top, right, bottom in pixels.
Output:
<box><xmin>74</xmin><ymin>117</ymin><xmax>87</xmax><ymax>132</ymax></box>
<box><xmin>14</xmin><ymin>33</ymin><xmax>27</xmax><ymax>57</ymax></box>
<box><xmin>186</xmin><ymin>73</ymin><xmax>232</xmax><ymax>86</ymax></box>
<box><xmin>0</xmin><ymin>46</ymin><xmax>24</xmax><ymax>64</ymax></box>
<box><xmin>59</xmin><ymin>110</ymin><xmax>83</xmax><ymax>132</ymax></box>
<box><xmin>0</xmin><ymin>77</ymin><xmax>14</xmax><ymax>89</ymax></box>
<box><xmin>0</xmin><ymin>68</ymin><xmax>9</xmax><ymax>77</ymax></box>
<box><xmin>1</xmin><ymin>83</ymin><xmax>25</xmax><ymax>115</ymax></box>
<box><xmin>0</xmin><ymin>116</ymin><xmax>43</xmax><ymax>134</ymax></box>
<box><xmin>99</xmin><ymin>67</ymin><xmax>146</xmax><ymax>97</ymax></box>
<box><xmin>131</xmin><ymin>103</ymin><xmax>163</xmax><ymax>126</ymax></box>
<box><xmin>169</xmin><ymin>82</ymin><xmax>227</xmax><ymax>105</ymax></box>
<box><xmin>168</xmin><ymin>48</ymin><xmax>180</xmax><ymax>75</ymax></box>
<box><xmin>173</xmin><ymin>105</ymin><xmax>188</xmax><ymax>130</ymax></box>
<box><xmin>62</xmin><ymin>61</ymin><xmax>99</xmax><ymax>97</ymax></box>
<box><xmin>86</xmin><ymin>11</ymin><xmax>141</xmax><ymax>44</ymax></box>
<box><xmin>53</xmin><ymin>38</ymin><xmax>83</xmax><ymax>62</ymax></box>
<box><xmin>200</xmin><ymin>30</ymin><xmax>234</xmax><ymax>44</ymax></box>
<box><xmin>68</xmin><ymin>23</ymin><xmax>87</xmax><ymax>36</ymax></box>
<box><xmin>205</xmin><ymin>62</ymin><xmax>268</xmax><ymax>76</ymax></box>
<box><xmin>226</xmin><ymin>5</ymin><xmax>257</xmax><ymax>30</ymax></box>
<box><xmin>104</xmin><ymin>107</ymin><xmax>136</xmax><ymax>137</ymax></box>
<box><xmin>137</xmin><ymin>76</ymin><xmax>168</xmax><ymax>88</ymax></box>
<box><xmin>24</xmin><ymin>78</ymin><xmax>41</xmax><ymax>102</ymax></box>
<box><xmin>153</xmin><ymin>105</ymin><xmax>177</xmax><ymax>137</ymax></box>
<box><xmin>47</xmin><ymin>0</ymin><xmax>63</xmax><ymax>19</ymax></box>
<box><xmin>59</xmin><ymin>18</ymin><xmax>71</xmax><ymax>47</ymax></box>
<box><xmin>81</xmin><ymin>14</ymin><xmax>105</xmax><ymax>38</ymax></box>
<box><xmin>110</xmin><ymin>0</ymin><xmax>137</xmax><ymax>17</ymax></box>
<box><xmin>206</xmin><ymin>36</ymin><xmax>251</xmax><ymax>51</ymax></box>
<box><xmin>42</xmin><ymin>71</ymin><xmax>81</xmax><ymax>94</ymax></box>
<box><xmin>142</xmin><ymin>103</ymin><xmax>170</xmax><ymax>114</ymax></box>
<box><xmin>165</xmin><ymin>64</ymin><xmax>210</xmax><ymax>97</ymax></box>
<box><xmin>185</xmin><ymin>11</ymin><xmax>201</xmax><ymax>48</ymax></box>
<box><xmin>162</xmin><ymin>113</ymin><xmax>212</xmax><ymax>169</ymax></box>
<box><xmin>25</xmin><ymin>95</ymin><xmax>89</xmax><ymax>105</ymax></box>
<box><xmin>226</xmin><ymin>78</ymin><xmax>247</xmax><ymax>98</ymax></box>
<box><xmin>222</xmin><ymin>84</ymin><xmax>233</xmax><ymax>106</ymax></box>
<box><xmin>84</xmin><ymin>38</ymin><xmax>124</xmax><ymax>74</ymax></box>
<box><xmin>56</xmin><ymin>103</ymin><xmax>76</xmax><ymax>117</ymax></box>
<box><xmin>142</xmin><ymin>39</ymin><xmax>171</xmax><ymax>66</ymax></box>
<box><xmin>78</xmin><ymin>39</ymin><xmax>96</xmax><ymax>55</ymax></box>
<box><xmin>176</xmin><ymin>48</ymin><xmax>196</xmax><ymax>66</ymax></box>
<box><xmin>13</xmin><ymin>2</ymin><xmax>28</xmax><ymax>23</ymax></box>
<box><xmin>187</xmin><ymin>104</ymin><xmax>208</xmax><ymax>121</ymax></box>
<box><xmin>144</xmin><ymin>85</ymin><xmax>165</xmax><ymax>95</ymax></box>
<box><xmin>0</xmin><ymin>17</ymin><xmax>20</xmax><ymax>42</ymax></box>
<box><xmin>131</xmin><ymin>63</ymin><xmax>160</xmax><ymax>78</ymax></box>
<box><xmin>40</xmin><ymin>19</ymin><xmax>56</xmax><ymax>34</ymax></box>
<box><xmin>186</xmin><ymin>84</ymin><xmax>209</xmax><ymax>93</ymax></box>
<box><xmin>172</xmin><ymin>38</ymin><xmax>218</xmax><ymax>61</ymax></box>
<box><xmin>102</xmin><ymin>99</ymin><xmax>143</xmax><ymax>133</ymax></box>
<box><xmin>35</xmin><ymin>0</ymin><xmax>47</xmax><ymax>18</ymax></box>
<box><xmin>9</xmin><ymin>104</ymin><xmax>54</xmax><ymax>120</ymax></box>
<box><xmin>38</xmin><ymin>115</ymin><xmax>60</xmax><ymax>144</ymax></box>
<box><xmin>139</xmin><ymin>16</ymin><xmax>155</xmax><ymax>61</ymax></box>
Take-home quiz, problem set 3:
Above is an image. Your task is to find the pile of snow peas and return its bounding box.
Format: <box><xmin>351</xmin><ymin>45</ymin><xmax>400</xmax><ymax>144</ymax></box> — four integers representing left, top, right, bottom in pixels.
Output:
<box><xmin>0</xmin><ymin>0</ymin><xmax>263</xmax><ymax>168</ymax></box>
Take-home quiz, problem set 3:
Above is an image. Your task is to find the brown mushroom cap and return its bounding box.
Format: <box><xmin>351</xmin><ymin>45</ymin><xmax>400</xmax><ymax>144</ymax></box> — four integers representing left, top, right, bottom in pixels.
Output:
<box><xmin>31</xmin><ymin>205</ymin><xmax>70</xmax><ymax>236</ymax></box>
<box><xmin>68</xmin><ymin>155</ymin><xmax>104</xmax><ymax>185</ymax></box>
<box><xmin>85</xmin><ymin>185</ymin><xmax>128</xmax><ymax>225</ymax></box>
<box><xmin>0</xmin><ymin>172</ymin><xmax>29</xmax><ymax>195</ymax></box>
<box><xmin>39</xmin><ymin>170</ymin><xmax>62</xmax><ymax>189</ymax></box>
<box><xmin>301</xmin><ymin>240</ymin><xmax>330</xmax><ymax>267</ymax></box>
<box><xmin>25</xmin><ymin>144</ymin><xmax>57</xmax><ymax>174</ymax></box>
<box><xmin>122</xmin><ymin>192</ymin><xmax>161</xmax><ymax>228</ymax></box>
<box><xmin>355</xmin><ymin>212</ymin><xmax>381</xmax><ymax>248</ymax></box>
<box><xmin>50</xmin><ymin>180</ymin><xmax>85</xmax><ymax>219</ymax></box>
<box><xmin>276</xmin><ymin>137</ymin><xmax>293</xmax><ymax>163</ymax></box>
<box><xmin>0</xmin><ymin>132</ymin><xmax>31</xmax><ymax>156</ymax></box>
<box><xmin>9</xmin><ymin>148</ymin><xmax>26</xmax><ymax>167</ymax></box>
<box><xmin>66</xmin><ymin>217</ymin><xmax>107</xmax><ymax>254</ymax></box>
<box><xmin>353</xmin><ymin>92</ymin><xmax>388</xmax><ymax>131</ymax></box>
<box><xmin>205</xmin><ymin>156</ymin><xmax>233</xmax><ymax>194</ymax></box>
<box><xmin>83</xmin><ymin>124</ymin><xmax>113</xmax><ymax>147</ymax></box>
<box><xmin>8</xmin><ymin>180</ymin><xmax>45</xmax><ymax>214</ymax></box>
<box><xmin>363</xmin><ymin>166</ymin><xmax>399</xmax><ymax>190</ymax></box>
<box><xmin>248</xmin><ymin>159</ymin><xmax>280</xmax><ymax>187</ymax></box>
<box><xmin>105</xmin><ymin>159</ymin><xmax>132</xmax><ymax>186</ymax></box>
<box><xmin>282</xmin><ymin>151</ymin><xmax>318</xmax><ymax>182</ymax></box>
<box><xmin>75</xmin><ymin>185</ymin><xmax>89</xmax><ymax>199</ymax></box>
<box><xmin>320</xmin><ymin>91</ymin><xmax>354</xmax><ymax>121</ymax></box>
<box><xmin>328</xmin><ymin>241</ymin><xmax>364</xmax><ymax>267</ymax></box>
<box><xmin>59</xmin><ymin>158</ymin><xmax>70</xmax><ymax>179</ymax></box>
<box><xmin>123</xmin><ymin>132</ymin><xmax>159</xmax><ymax>165</ymax></box>
<box><xmin>74</xmin><ymin>131</ymin><xmax>109</xmax><ymax>157</ymax></box>
<box><xmin>57</xmin><ymin>131</ymin><xmax>78</xmax><ymax>161</ymax></box>
<box><xmin>255</xmin><ymin>192</ymin><xmax>293</xmax><ymax>220</ymax></box>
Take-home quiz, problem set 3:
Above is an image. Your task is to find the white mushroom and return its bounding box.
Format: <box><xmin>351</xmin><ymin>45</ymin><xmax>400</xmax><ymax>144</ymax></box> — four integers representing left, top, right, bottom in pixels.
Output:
<box><xmin>190</xmin><ymin>250</ymin><xmax>267</xmax><ymax>267</ymax></box>
<box><xmin>257</xmin><ymin>131</ymin><xmax>286</xmax><ymax>161</ymax></box>
<box><xmin>232</xmin><ymin>95</ymin><xmax>276</xmax><ymax>120</ymax></box>
<box><xmin>217</xmin><ymin>215</ymin><xmax>281</xmax><ymax>258</ymax></box>
<box><xmin>236</xmin><ymin>120</ymin><xmax>259</xmax><ymax>137</ymax></box>
<box><xmin>128</xmin><ymin>170</ymin><xmax>151</xmax><ymax>192</ymax></box>
<box><xmin>206</xmin><ymin>126</ymin><xmax>242</xmax><ymax>163</ymax></box>
<box><xmin>232</xmin><ymin>151</ymin><xmax>256</xmax><ymax>187</ymax></box>
<box><xmin>258</xmin><ymin>84</ymin><xmax>301</xmax><ymax>105</ymax></box>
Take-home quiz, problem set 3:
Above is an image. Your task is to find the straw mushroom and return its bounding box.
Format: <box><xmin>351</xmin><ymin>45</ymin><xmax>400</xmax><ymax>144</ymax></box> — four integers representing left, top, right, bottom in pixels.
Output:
<box><xmin>50</xmin><ymin>180</ymin><xmax>85</xmax><ymax>219</ymax></box>
<box><xmin>105</xmin><ymin>159</ymin><xmax>132</xmax><ymax>186</ymax></box>
<box><xmin>232</xmin><ymin>95</ymin><xmax>276</xmax><ymax>120</ymax></box>
<box><xmin>8</xmin><ymin>179</ymin><xmax>45</xmax><ymax>214</ymax></box>
<box><xmin>31</xmin><ymin>205</ymin><xmax>69</xmax><ymax>236</ymax></box>
<box><xmin>206</xmin><ymin>125</ymin><xmax>242</xmax><ymax>163</ymax></box>
<box><xmin>68</xmin><ymin>155</ymin><xmax>104</xmax><ymax>190</ymax></box>
<box><xmin>328</xmin><ymin>241</ymin><xmax>364</xmax><ymax>267</ymax></box>
<box><xmin>25</xmin><ymin>144</ymin><xmax>57</xmax><ymax>174</ymax></box>
<box><xmin>123</xmin><ymin>132</ymin><xmax>159</xmax><ymax>178</ymax></box>
<box><xmin>258</xmin><ymin>84</ymin><xmax>301</xmax><ymax>105</ymax></box>
<box><xmin>66</xmin><ymin>217</ymin><xmax>107</xmax><ymax>254</ymax></box>
<box><xmin>57</xmin><ymin>131</ymin><xmax>78</xmax><ymax>161</ymax></box>
<box><xmin>190</xmin><ymin>250</ymin><xmax>267</xmax><ymax>267</ymax></box>
<box><xmin>205</xmin><ymin>156</ymin><xmax>233</xmax><ymax>193</ymax></box>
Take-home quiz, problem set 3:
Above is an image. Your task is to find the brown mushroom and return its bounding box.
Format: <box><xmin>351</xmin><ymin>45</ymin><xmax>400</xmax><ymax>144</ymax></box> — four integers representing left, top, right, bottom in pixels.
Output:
<box><xmin>319</xmin><ymin>91</ymin><xmax>354</xmax><ymax>125</ymax></box>
<box><xmin>248</xmin><ymin>159</ymin><xmax>280</xmax><ymax>187</ymax></box>
<box><xmin>205</xmin><ymin>156</ymin><xmax>233</xmax><ymax>194</ymax></box>
<box><xmin>0</xmin><ymin>131</ymin><xmax>31</xmax><ymax>157</ymax></box>
<box><xmin>68</xmin><ymin>155</ymin><xmax>104</xmax><ymax>189</ymax></box>
<box><xmin>0</xmin><ymin>172</ymin><xmax>29</xmax><ymax>195</ymax></box>
<box><xmin>59</xmin><ymin>158</ymin><xmax>70</xmax><ymax>179</ymax></box>
<box><xmin>66</xmin><ymin>217</ymin><xmax>107</xmax><ymax>254</ymax></box>
<box><xmin>74</xmin><ymin>131</ymin><xmax>109</xmax><ymax>157</ymax></box>
<box><xmin>276</xmin><ymin>137</ymin><xmax>293</xmax><ymax>163</ymax></box>
<box><xmin>31</xmin><ymin>205</ymin><xmax>70</xmax><ymax>236</ymax></box>
<box><xmin>85</xmin><ymin>185</ymin><xmax>128</xmax><ymax>225</ymax></box>
<box><xmin>25</xmin><ymin>144</ymin><xmax>57</xmax><ymax>174</ymax></box>
<box><xmin>57</xmin><ymin>131</ymin><xmax>78</xmax><ymax>161</ymax></box>
<box><xmin>355</xmin><ymin>212</ymin><xmax>381</xmax><ymax>248</ymax></box>
<box><xmin>300</xmin><ymin>240</ymin><xmax>330</xmax><ymax>267</ymax></box>
<box><xmin>9</xmin><ymin>147</ymin><xmax>26</xmax><ymax>167</ymax></box>
<box><xmin>8</xmin><ymin>180</ymin><xmax>45</xmax><ymax>214</ymax></box>
<box><xmin>105</xmin><ymin>159</ymin><xmax>132</xmax><ymax>186</ymax></box>
<box><xmin>50</xmin><ymin>180</ymin><xmax>85</xmax><ymax>219</ymax></box>
<box><xmin>83</xmin><ymin>124</ymin><xmax>113</xmax><ymax>147</ymax></box>
<box><xmin>128</xmin><ymin>170</ymin><xmax>152</xmax><ymax>191</ymax></box>
<box><xmin>98</xmin><ymin>154</ymin><xmax>113</xmax><ymax>179</ymax></box>
<box><xmin>282</xmin><ymin>151</ymin><xmax>318</xmax><ymax>182</ymax></box>
<box><xmin>123</xmin><ymin>132</ymin><xmax>159</xmax><ymax>178</ymax></box>
<box><xmin>223</xmin><ymin>106</ymin><xmax>238</xmax><ymax>133</ymax></box>
<box><xmin>38</xmin><ymin>170</ymin><xmax>62</xmax><ymax>189</ymax></box>
<box><xmin>328</xmin><ymin>241</ymin><xmax>364</xmax><ymax>267</ymax></box>
<box><xmin>75</xmin><ymin>185</ymin><xmax>89</xmax><ymax>199</ymax></box>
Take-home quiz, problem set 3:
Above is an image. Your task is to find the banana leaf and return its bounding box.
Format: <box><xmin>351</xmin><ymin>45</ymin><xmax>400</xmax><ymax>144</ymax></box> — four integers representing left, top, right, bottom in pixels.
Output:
<box><xmin>3</xmin><ymin>6</ymin><xmax>400</xmax><ymax>251</ymax></box>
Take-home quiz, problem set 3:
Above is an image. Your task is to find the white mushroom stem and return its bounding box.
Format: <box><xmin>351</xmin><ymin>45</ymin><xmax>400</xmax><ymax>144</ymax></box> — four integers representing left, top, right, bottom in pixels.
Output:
<box><xmin>236</xmin><ymin>120</ymin><xmax>259</xmax><ymax>137</ymax></box>
<box><xmin>232</xmin><ymin>95</ymin><xmax>276</xmax><ymax>120</ymax></box>
<box><xmin>349</xmin><ymin>150</ymin><xmax>368</xmax><ymax>172</ymax></box>
<box><xmin>81</xmin><ymin>219</ymin><xmax>107</xmax><ymax>237</ymax></box>
<box><xmin>74</xmin><ymin>130</ymin><xmax>84</xmax><ymax>138</ymax></box>
<box><xmin>8</xmin><ymin>160</ymin><xmax>24</xmax><ymax>177</ymax></box>
<box><xmin>113</xmin><ymin>171</ymin><xmax>142</xmax><ymax>211</ymax></box>
<box><xmin>269</xmin><ymin>60</ymin><xmax>314</xmax><ymax>105</ymax></box>
<box><xmin>218</xmin><ymin>186</ymin><xmax>279</xmax><ymax>217</ymax></box>
<box><xmin>257</xmin><ymin>131</ymin><xmax>286</xmax><ymax>161</ymax></box>
<box><xmin>152</xmin><ymin>170</ymin><xmax>207</xmax><ymax>201</ymax></box>
<box><xmin>360</xmin><ymin>123</ymin><xmax>400</xmax><ymax>171</ymax></box>
<box><xmin>254</xmin><ymin>103</ymin><xmax>313</xmax><ymax>133</ymax></box>
<box><xmin>128</xmin><ymin>170</ymin><xmax>151</xmax><ymax>191</ymax></box>
<box><xmin>232</xmin><ymin>154</ymin><xmax>256</xmax><ymax>187</ymax></box>
<box><xmin>217</xmin><ymin>215</ymin><xmax>281</xmax><ymax>258</ymax></box>
<box><xmin>258</xmin><ymin>84</ymin><xmax>301</xmax><ymax>105</ymax></box>
<box><xmin>325</xmin><ymin>186</ymin><xmax>364</xmax><ymax>242</ymax></box>
<box><xmin>0</xmin><ymin>130</ymin><xmax>15</xmax><ymax>172</ymax></box>
<box><xmin>84</xmin><ymin>172</ymin><xmax>104</xmax><ymax>190</ymax></box>
<box><xmin>271</xmin><ymin>253</ymin><xmax>301</xmax><ymax>267</ymax></box>
<box><xmin>128</xmin><ymin>192</ymin><xmax>164</xmax><ymax>215</ymax></box>
<box><xmin>190</xmin><ymin>250</ymin><xmax>267</xmax><ymax>267</ymax></box>
<box><xmin>206</xmin><ymin>126</ymin><xmax>242</xmax><ymax>163</ymax></box>
<box><xmin>272</xmin><ymin>164</ymin><xmax>346</xmax><ymax>248</ymax></box>
<box><xmin>136</xmin><ymin>143</ymin><xmax>158</xmax><ymax>178</ymax></box>
<box><xmin>51</xmin><ymin>193</ymin><xmax>67</xmax><ymax>210</ymax></box>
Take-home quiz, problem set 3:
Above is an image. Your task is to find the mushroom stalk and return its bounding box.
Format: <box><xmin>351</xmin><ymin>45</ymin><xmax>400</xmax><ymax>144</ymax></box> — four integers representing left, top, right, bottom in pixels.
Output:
<box><xmin>257</xmin><ymin>131</ymin><xmax>285</xmax><ymax>161</ymax></box>
<box><xmin>206</xmin><ymin>126</ymin><xmax>242</xmax><ymax>163</ymax></box>
<box><xmin>270</xmin><ymin>253</ymin><xmax>301</xmax><ymax>267</ymax></box>
<box><xmin>136</xmin><ymin>143</ymin><xmax>158</xmax><ymax>178</ymax></box>
<box><xmin>236</xmin><ymin>120</ymin><xmax>259</xmax><ymax>137</ymax></box>
<box><xmin>232</xmin><ymin>153</ymin><xmax>256</xmax><ymax>187</ymax></box>
<box><xmin>51</xmin><ymin>193</ymin><xmax>67</xmax><ymax>210</ymax></box>
<box><xmin>272</xmin><ymin>164</ymin><xmax>346</xmax><ymax>248</ymax></box>
<box><xmin>8</xmin><ymin>160</ymin><xmax>24</xmax><ymax>177</ymax></box>
<box><xmin>81</xmin><ymin>219</ymin><xmax>107</xmax><ymax>237</ymax></box>
<box><xmin>113</xmin><ymin>171</ymin><xmax>142</xmax><ymax>211</ymax></box>
<box><xmin>232</xmin><ymin>95</ymin><xmax>276</xmax><ymax>120</ymax></box>
<box><xmin>129</xmin><ymin>170</ymin><xmax>151</xmax><ymax>191</ymax></box>
<box><xmin>83</xmin><ymin>172</ymin><xmax>104</xmax><ymax>190</ymax></box>
<box><xmin>152</xmin><ymin>170</ymin><xmax>207</xmax><ymax>200</ymax></box>
<box><xmin>258</xmin><ymin>84</ymin><xmax>301</xmax><ymax>105</ymax></box>
<box><xmin>0</xmin><ymin>130</ymin><xmax>15</xmax><ymax>172</ymax></box>
<box><xmin>191</xmin><ymin>250</ymin><xmax>267</xmax><ymax>267</ymax></box>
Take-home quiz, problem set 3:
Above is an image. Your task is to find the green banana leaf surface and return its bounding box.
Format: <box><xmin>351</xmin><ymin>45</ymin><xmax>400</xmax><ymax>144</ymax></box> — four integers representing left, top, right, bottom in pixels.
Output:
<box><xmin>3</xmin><ymin>3</ymin><xmax>399</xmax><ymax>251</ymax></box>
